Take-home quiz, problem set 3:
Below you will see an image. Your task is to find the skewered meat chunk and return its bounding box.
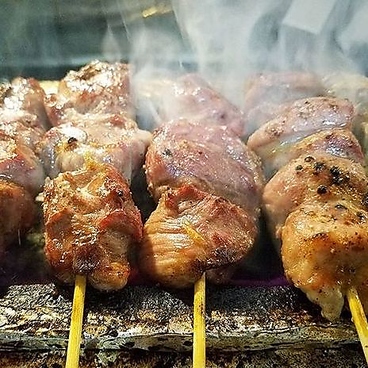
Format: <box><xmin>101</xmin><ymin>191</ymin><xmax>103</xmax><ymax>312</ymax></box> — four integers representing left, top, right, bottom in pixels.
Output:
<box><xmin>0</xmin><ymin>77</ymin><xmax>50</xmax><ymax>130</ymax></box>
<box><xmin>45</xmin><ymin>60</ymin><xmax>132</xmax><ymax>126</ymax></box>
<box><xmin>140</xmin><ymin>184</ymin><xmax>258</xmax><ymax>288</ymax></box>
<box><xmin>263</xmin><ymin>153</ymin><xmax>367</xmax><ymax>243</ymax></box>
<box><xmin>145</xmin><ymin>119</ymin><xmax>264</xmax><ymax>213</ymax></box>
<box><xmin>0</xmin><ymin>137</ymin><xmax>45</xmax><ymax>196</ymax></box>
<box><xmin>0</xmin><ymin>77</ymin><xmax>48</xmax><ymax>257</ymax></box>
<box><xmin>282</xmin><ymin>200</ymin><xmax>368</xmax><ymax>321</ymax></box>
<box><xmin>140</xmin><ymin>119</ymin><xmax>265</xmax><ymax>288</ymax></box>
<box><xmin>243</xmin><ymin>72</ymin><xmax>326</xmax><ymax>136</ymax></box>
<box><xmin>41</xmin><ymin>60</ymin><xmax>150</xmax><ymax>291</ymax></box>
<box><xmin>43</xmin><ymin>162</ymin><xmax>143</xmax><ymax>291</ymax></box>
<box><xmin>0</xmin><ymin>180</ymin><xmax>37</xmax><ymax>259</ymax></box>
<box><xmin>253</xmin><ymin>92</ymin><xmax>368</xmax><ymax>320</ymax></box>
<box><xmin>154</xmin><ymin>74</ymin><xmax>247</xmax><ymax>137</ymax></box>
<box><xmin>37</xmin><ymin>113</ymin><xmax>151</xmax><ymax>182</ymax></box>
<box><xmin>136</xmin><ymin>73</ymin><xmax>247</xmax><ymax>136</ymax></box>
<box><xmin>248</xmin><ymin>97</ymin><xmax>355</xmax><ymax>178</ymax></box>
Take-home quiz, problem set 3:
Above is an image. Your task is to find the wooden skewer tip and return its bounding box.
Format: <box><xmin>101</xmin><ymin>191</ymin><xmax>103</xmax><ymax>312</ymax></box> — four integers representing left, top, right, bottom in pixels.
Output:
<box><xmin>347</xmin><ymin>286</ymin><xmax>368</xmax><ymax>365</ymax></box>
<box><xmin>65</xmin><ymin>274</ymin><xmax>87</xmax><ymax>368</ymax></box>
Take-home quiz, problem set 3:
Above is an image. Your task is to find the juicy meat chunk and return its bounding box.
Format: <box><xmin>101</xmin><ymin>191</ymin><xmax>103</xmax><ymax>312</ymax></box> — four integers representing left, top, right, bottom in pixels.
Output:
<box><xmin>0</xmin><ymin>77</ymin><xmax>48</xmax><ymax>257</ymax></box>
<box><xmin>257</xmin><ymin>129</ymin><xmax>364</xmax><ymax>179</ymax></box>
<box><xmin>139</xmin><ymin>185</ymin><xmax>258</xmax><ymax>288</ymax></box>
<box><xmin>0</xmin><ymin>180</ymin><xmax>37</xmax><ymax>258</ymax></box>
<box><xmin>43</xmin><ymin>162</ymin><xmax>143</xmax><ymax>291</ymax></box>
<box><xmin>0</xmin><ymin>77</ymin><xmax>50</xmax><ymax>130</ymax></box>
<box><xmin>138</xmin><ymin>74</ymin><xmax>246</xmax><ymax>136</ymax></box>
<box><xmin>0</xmin><ymin>137</ymin><xmax>45</xmax><ymax>196</ymax></box>
<box><xmin>248</xmin><ymin>97</ymin><xmax>354</xmax><ymax>161</ymax></box>
<box><xmin>0</xmin><ymin>107</ymin><xmax>46</xmax><ymax>151</ymax></box>
<box><xmin>145</xmin><ymin>119</ymin><xmax>264</xmax><ymax>213</ymax></box>
<box><xmin>37</xmin><ymin>113</ymin><xmax>151</xmax><ymax>182</ymax></box>
<box><xmin>263</xmin><ymin>153</ymin><xmax>368</xmax><ymax>240</ymax></box>
<box><xmin>282</xmin><ymin>201</ymin><xmax>368</xmax><ymax>321</ymax></box>
<box><xmin>45</xmin><ymin>61</ymin><xmax>132</xmax><ymax>126</ymax></box>
<box><xmin>243</xmin><ymin>72</ymin><xmax>326</xmax><ymax>135</ymax></box>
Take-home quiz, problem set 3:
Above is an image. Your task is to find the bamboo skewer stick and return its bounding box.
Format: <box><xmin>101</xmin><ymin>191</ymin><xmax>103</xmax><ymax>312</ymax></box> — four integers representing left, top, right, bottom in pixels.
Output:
<box><xmin>193</xmin><ymin>272</ymin><xmax>206</xmax><ymax>368</ymax></box>
<box><xmin>65</xmin><ymin>274</ymin><xmax>87</xmax><ymax>368</ymax></box>
<box><xmin>347</xmin><ymin>286</ymin><xmax>368</xmax><ymax>365</ymax></box>
<box><xmin>183</xmin><ymin>221</ymin><xmax>206</xmax><ymax>368</ymax></box>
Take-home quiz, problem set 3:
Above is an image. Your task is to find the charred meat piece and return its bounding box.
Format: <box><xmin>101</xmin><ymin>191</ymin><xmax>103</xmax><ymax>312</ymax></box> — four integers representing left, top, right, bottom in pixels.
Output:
<box><xmin>243</xmin><ymin>71</ymin><xmax>326</xmax><ymax>136</ymax></box>
<box><xmin>45</xmin><ymin>60</ymin><xmax>132</xmax><ymax>126</ymax></box>
<box><xmin>140</xmin><ymin>185</ymin><xmax>258</xmax><ymax>288</ymax></box>
<box><xmin>43</xmin><ymin>162</ymin><xmax>143</xmax><ymax>291</ymax></box>
<box><xmin>263</xmin><ymin>153</ymin><xmax>368</xmax><ymax>242</ymax></box>
<box><xmin>145</xmin><ymin>119</ymin><xmax>264</xmax><ymax>213</ymax></box>
<box><xmin>37</xmin><ymin>113</ymin><xmax>151</xmax><ymax>182</ymax></box>
<box><xmin>140</xmin><ymin>119</ymin><xmax>265</xmax><ymax>288</ymax></box>
<box><xmin>248</xmin><ymin>97</ymin><xmax>355</xmax><ymax>178</ymax></box>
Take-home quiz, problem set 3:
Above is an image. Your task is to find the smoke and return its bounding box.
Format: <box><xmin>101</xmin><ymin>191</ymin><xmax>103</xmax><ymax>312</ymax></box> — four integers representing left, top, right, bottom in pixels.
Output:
<box><xmin>102</xmin><ymin>0</ymin><xmax>368</xmax><ymax>130</ymax></box>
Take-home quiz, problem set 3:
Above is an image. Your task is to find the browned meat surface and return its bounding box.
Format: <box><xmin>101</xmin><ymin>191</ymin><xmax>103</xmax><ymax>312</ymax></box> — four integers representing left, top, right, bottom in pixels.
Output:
<box><xmin>0</xmin><ymin>77</ymin><xmax>50</xmax><ymax>130</ymax></box>
<box><xmin>0</xmin><ymin>137</ymin><xmax>45</xmax><ymax>196</ymax></box>
<box><xmin>0</xmin><ymin>180</ymin><xmax>37</xmax><ymax>259</ymax></box>
<box><xmin>41</xmin><ymin>61</ymin><xmax>149</xmax><ymax>291</ymax></box>
<box><xmin>243</xmin><ymin>72</ymin><xmax>326</xmax><ymax>135</ymax></box>
<box><xmin>0</xmin><ymin>77</ymin><xmax>48</xmax><ymax>258</ymax></box>
<box><xmin>263</xmin><ymin>153</ymin><xmax>367</xmax><ymax>241</ymax></box>
<box><xmin>282</xmin><ymin>200</ymin><xmax>368</xmax><ymax>321</ymax></box>
<box><xmin>43</xmin><ymin>162</ymin><xmax>143</xmax><ymax>291</ymax></box>
<box><xmin>140</xmin><ymin>185</ymin><xmax>258</xmax><ymax>288</ymax></box>
<box><xmin>256</xmin><ymin>128</ymin><xmax>364</xmax><ymax>179</ymax></box>
<box><xmin>45</xmin><ymin>60</ymin><xmax>132</xmax><ymax>126</ymax></box>
<box><xmin>140</xmin><ymin>117</ymin><xmax>264</xmax><ymax>288</ymax></box>
<box><xmin>263</xmin><ymin>150</ymin><xmax>368</xmax><ymax>320</ymax></box>
<box><xmin>37</xmin><ymin>114</ymin><xmax>151</xmax><ymax>182</ymax></box>
<box><xmin>145</xmin><ymin>119</ymin><xmax>264</xmax><ymax>213</ymax></box>
<box><xmin>248</xmin><ymin>97</ymin><xmax>355</xmax><ymax>178</ymax></box>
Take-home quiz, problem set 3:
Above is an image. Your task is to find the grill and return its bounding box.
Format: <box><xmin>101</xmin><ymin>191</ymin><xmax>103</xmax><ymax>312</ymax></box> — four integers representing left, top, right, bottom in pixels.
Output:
<box><xmin>1</xmin><ymin>1</ymin><xmax>368</xmax><ymax>367</ymax></box>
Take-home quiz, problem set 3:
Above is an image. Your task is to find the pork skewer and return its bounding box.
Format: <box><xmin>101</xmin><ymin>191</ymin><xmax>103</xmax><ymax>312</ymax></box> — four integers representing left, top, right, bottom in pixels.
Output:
<box><xmin>0</xmin><ymin>77</ymin><xmax>49</xmax><ymax>260</ymax></box>
<box><xmin>38</xmin><ymin>61</ymin><xmax>152</xmax><ymax>366</ymax></box>
<box><xmin>247</xmin><ymin>93</ymin><xmax>368</xmax><ymax>360</ymax></box>
<box><xmin>139</xmin><ymin>116</ymin><xmax>264</xmax><ymax>366</ymax></box>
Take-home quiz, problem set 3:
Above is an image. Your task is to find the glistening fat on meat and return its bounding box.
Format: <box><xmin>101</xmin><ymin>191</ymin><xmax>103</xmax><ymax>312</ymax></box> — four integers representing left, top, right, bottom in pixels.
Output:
<box><xmin>40</xmin><ymin>61</ymin><xmax>152</xmax><ymax>291</ymax></box>
<box><xmin>140</xmin><ymin>118</ymin><xmax>265</xmax><ymax>288</ymax></box>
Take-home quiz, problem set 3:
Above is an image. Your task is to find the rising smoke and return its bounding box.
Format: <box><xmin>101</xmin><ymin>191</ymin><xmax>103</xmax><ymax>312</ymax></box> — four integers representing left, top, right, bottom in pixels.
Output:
<box><xmin>106</xmin><ymin>0</ymin><xmax>368</xmax><ymax>130</ymax></box>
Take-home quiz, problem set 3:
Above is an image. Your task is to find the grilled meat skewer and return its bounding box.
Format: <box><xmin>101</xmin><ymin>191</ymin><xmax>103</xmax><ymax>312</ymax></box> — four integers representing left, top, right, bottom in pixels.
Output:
<box><xmin>248</xmin><ymin>94</ymin><xmax>368</xmax><ymax>321</ymax></box>
<box><xmin>140</xmin><ymin>118</ymin><xmax>264</xmax><ymax>288</ymax></box>
<box><xmin>0</xmin><ymin>78</ymin><xmax>49</xmax><ymax>258</ymax></box>
<box><xmin>40</xmin><ymin>61</ymin><xmax>151</xmax><ymax>291</ymax></box>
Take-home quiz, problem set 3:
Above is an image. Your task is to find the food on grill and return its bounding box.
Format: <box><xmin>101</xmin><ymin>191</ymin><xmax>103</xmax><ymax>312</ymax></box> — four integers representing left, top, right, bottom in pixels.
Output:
<box><xmin>136</xmin><ymin>73</ymin><xmax>247</xmax><ymax>137</ymax></box>
<box><xmin>41</xmin><ymin>61</ymin><xmax>151</xmax><ymax>290</ymax></box>
<box><xmin>44</xmin><ymin>60</ymin><xmax>132</xmax><ymax>126</ymax></box>
<box><xmin>248</xmin><ymin>97</ymin><xmax>355</xmax><ymax>178</ymax></box>
<box><xmin>248</xmin><ymin>94</ymin><xmax>368</xmax><ymax>321</ymax></box>
<box><xmin>37</xmin><ymin>114</ymin><xmax>151</xmax><ymax>182</ymax></box>
<box><xmin>43</xmin><ymin>161</ymin><xmax>143</xmax><ymax>291</ymax></box>
<box><xmin>153</xmin><ymin>74</ymin><xmax>247</xmax><ymax>137</ymax></box>
<box><xmin>139</xmin><ymin>118</ymin><xmax>265</xmax><ymax>288</ymax></box>
<box><xmin>243</xmin><ymin>72</ymin><xmax>326</xmax><ymax>136</ymax></box>
<box><xmin>0</xmin><ymin>78</ymin><xmax>48</xmax><ymax>258</ymax></box>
